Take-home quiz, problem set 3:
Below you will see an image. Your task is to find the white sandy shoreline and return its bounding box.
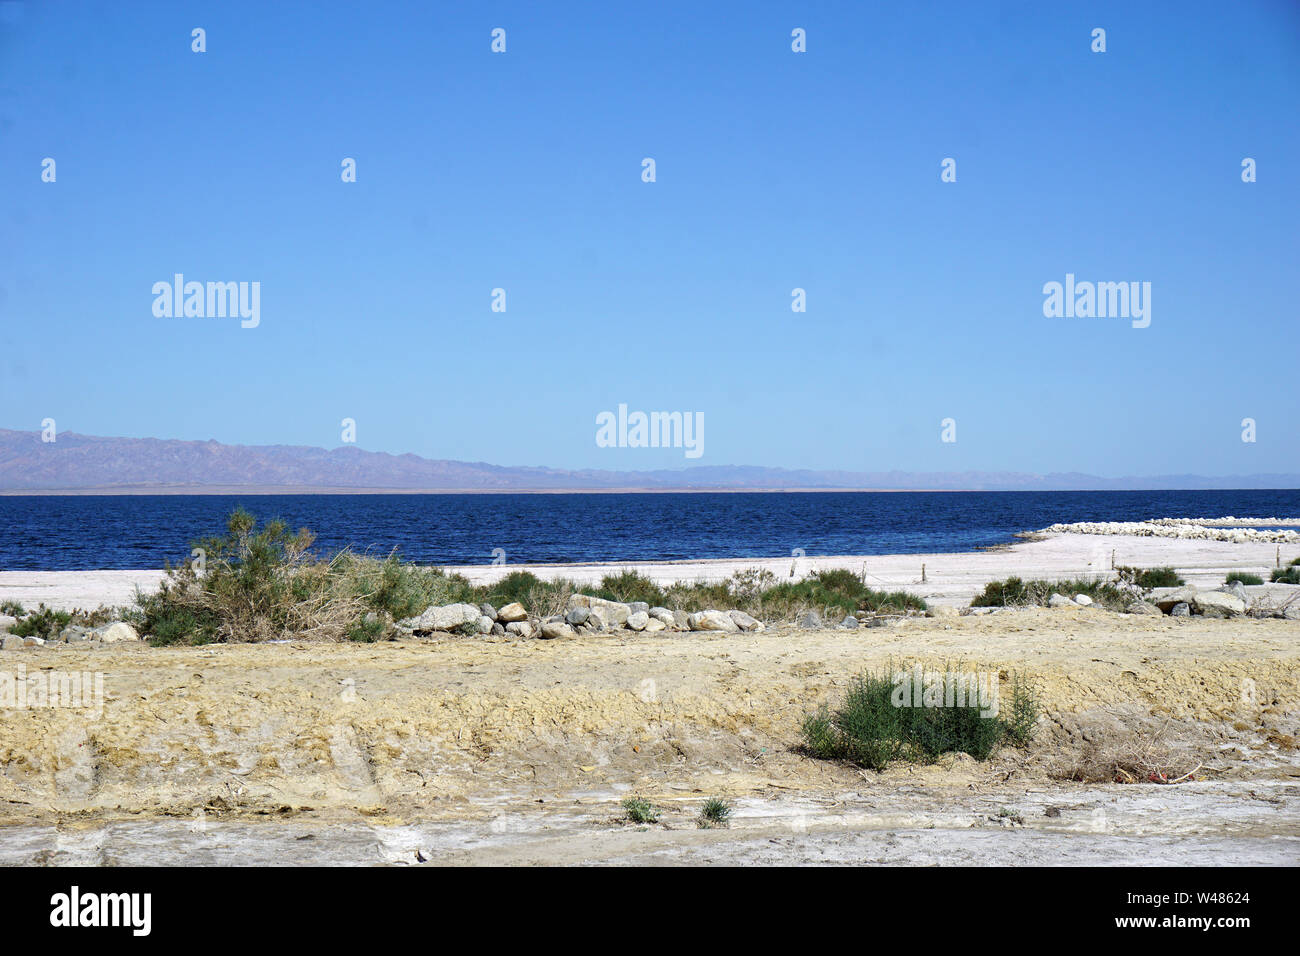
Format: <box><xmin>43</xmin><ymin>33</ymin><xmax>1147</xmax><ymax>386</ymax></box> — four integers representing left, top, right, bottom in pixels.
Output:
<box><xmin>3</xmin><ymin>532</ymin><xmax>1298</xmax><ymax>611</ymax></box>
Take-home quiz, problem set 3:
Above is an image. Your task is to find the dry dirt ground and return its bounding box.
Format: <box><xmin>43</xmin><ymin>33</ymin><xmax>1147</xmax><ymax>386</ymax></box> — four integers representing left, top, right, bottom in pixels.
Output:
<box><xmin>1</xmin><ymin>608</ymin><xmax>1297</xmax><ymax>865</ymax></box>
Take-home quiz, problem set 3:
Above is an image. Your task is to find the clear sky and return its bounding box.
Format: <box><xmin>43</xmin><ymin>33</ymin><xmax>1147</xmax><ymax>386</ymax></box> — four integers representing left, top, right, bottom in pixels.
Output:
<box><xmin>1</xmin><ymin>0</ymin><xmax>1297</xmax><ymax>477</ymax></box>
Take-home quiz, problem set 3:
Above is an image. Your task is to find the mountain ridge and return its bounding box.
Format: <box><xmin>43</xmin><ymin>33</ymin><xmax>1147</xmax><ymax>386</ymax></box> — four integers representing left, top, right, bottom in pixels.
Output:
<box><xmin>1</xmin><ymin>429</ymin><xmax>1296</xmax><ymax>492</ymax></box>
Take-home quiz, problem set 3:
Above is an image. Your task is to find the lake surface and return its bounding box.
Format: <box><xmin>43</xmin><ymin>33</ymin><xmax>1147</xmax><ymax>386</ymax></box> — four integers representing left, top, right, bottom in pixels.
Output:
<box><xmin>1</xmin><ymin>489</ymin><xmax>1298</xmax><ymax>570</ymax></box>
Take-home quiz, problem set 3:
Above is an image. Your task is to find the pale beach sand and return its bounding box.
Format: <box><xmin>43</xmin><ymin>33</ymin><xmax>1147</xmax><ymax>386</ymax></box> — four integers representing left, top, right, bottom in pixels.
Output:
<box><xmin>3</xmin><ymin>531</ymin><xmax>1297</xmax><ymax>611</ymax></box>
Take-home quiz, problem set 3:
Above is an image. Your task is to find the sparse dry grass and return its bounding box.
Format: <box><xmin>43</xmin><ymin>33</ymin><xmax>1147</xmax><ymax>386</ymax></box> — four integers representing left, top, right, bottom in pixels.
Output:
<box><xmin>1052</xmin><ymin>725</ymin><xmax>1202</xmax><ymax>784</ymax></box>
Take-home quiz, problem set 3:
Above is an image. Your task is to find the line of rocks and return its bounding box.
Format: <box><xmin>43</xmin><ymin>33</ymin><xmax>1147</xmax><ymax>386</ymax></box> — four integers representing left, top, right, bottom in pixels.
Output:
<box><xmin>1144</xmin><ymin>516</ymin><xmax>1300</xmax><ymax>528</ymax></box>
<box><xmin>1042</xmin><ymin>520</ymin><xmax>1300</xmax><ymax>544</ymax></box>
<box><xmin>396</xmin><ymin>594</ymin><xmax>771</xmax><ymax>640</ymax></box>
<box><xmin>0</xmin><ymin>618</ymin><xmax>141</xmax><ymax>651</ymax></box>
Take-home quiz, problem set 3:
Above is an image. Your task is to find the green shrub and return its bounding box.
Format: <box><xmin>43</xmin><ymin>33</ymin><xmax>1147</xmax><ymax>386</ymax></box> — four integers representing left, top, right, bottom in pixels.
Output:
<box><xmin>971</xmin><ymin>576</ymin><xmax>1127</xmax><ymax>611</ymax></box>
<box><xmin>697</xmin><ymin>797</ymin><xmax>733</xmax><ymax>828</ymax></box>
<box><xmin>9</xmin><ymin>604</ymin><xmax>72</xmax><ymax>640</ymax></box>
<box><xmin>801</xmin><ymin>664</ymin><xmax>1041</xmax><ymax>771</ymax></box>
<box><xmin>139</xmin><ymin>509</ymin><xmax>372</xmax><ymax>644</ymax></box>
<box><xmin>0</xmin><ymin>600</ymin><xmax>24</xmax><ymax>617</ymax></box>
<box><xmin>1117</xmin><ymin>566</ymin><xmax>1184</xmax><ymax>589</ymax></box>
<box><xmin>620</xmin><ymin>798</ymin><xmax>661</xmax><ymax>824</ymax></box>
<box><xmin>1271</xmin><ymin>565</ymin><xmax>1300</xmax><ymax>585</ymax></box>
<box><xmin>831</xmin><ymin>672</ymin><xmax>907</xmax><ymax>769</ymax></box>
<box><xmin>553</xmin><ymin>566</ymin><xmax>923</xmax><ymax>621</ymax></box>
<box><xmin>593</xmin><ymin>569</ymin><xmax>668</xmax><ymax>606</ymax></box>
<box><xmin>751</xmin><ymin>569</ymin><xmax>925</xmax><ymax>620</ymax></box>
<box><xmin>140</xmin><ymin>601</ymin><xmax>220</xmax><ymax>646</ymax></box>
<box><xmin>970</xmin><ymin>576</ymin><xmax>1034</xmax><ymax>608</ymax></box>
<box><xmin>479</xmin><ymin>570</ymin><xmax>545</xmax><ymax>607</ymax></box>
<box><xmin>1225</xmin><ymin>572</ymin><xmax>1264</xmax><ymax>586</ymax></box>
<box><xmin>341</xmin><ymin>553</ymin><xmax>473</xmax><ymax>620</ymax></box>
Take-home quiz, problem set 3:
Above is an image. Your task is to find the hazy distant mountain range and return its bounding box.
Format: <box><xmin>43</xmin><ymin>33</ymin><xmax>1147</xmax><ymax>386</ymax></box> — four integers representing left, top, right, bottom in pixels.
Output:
<box><xmin>1</xmin><ymin>429</ymin><xmax>1296</xmax><ymax>492</ymax></box>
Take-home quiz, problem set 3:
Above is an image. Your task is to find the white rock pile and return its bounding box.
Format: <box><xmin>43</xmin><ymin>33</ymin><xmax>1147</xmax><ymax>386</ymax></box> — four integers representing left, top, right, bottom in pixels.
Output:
<box><xmin>1042</xmin><ymin>518</ymin><xmax>1300</xmax><ymax>544</ymax></box>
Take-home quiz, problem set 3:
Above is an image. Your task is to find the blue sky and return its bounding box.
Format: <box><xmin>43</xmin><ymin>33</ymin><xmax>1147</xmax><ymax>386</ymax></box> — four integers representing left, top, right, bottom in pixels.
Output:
<box><xmin>1</xmin><ymin>0</ymin><xmax>1297</xmax><ymax>476</ymax></box>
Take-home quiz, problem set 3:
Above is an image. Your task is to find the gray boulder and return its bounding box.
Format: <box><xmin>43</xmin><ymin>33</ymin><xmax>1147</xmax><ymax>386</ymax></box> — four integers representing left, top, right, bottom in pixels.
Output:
<box><xmin>626</xmin><ymin>611</ymin><xmax>650</xmax><ymax>631</ymax></box>
<box><xmin>400</xmin><ymin>603</ymin><xmax>483</xmax><ymax>633</ymax></box>
<box><xmin>672</xmin><ymin>609</ymin><xmax>691</xmax><ymax>630</ymax></box>
<box><xmin>1149</xmin><ymin>587</ymin><xmax>1200</xmax><ymax>613</ymax></box>
<box><xmin>568</xmin><ymin>595</ymin><xmax>630</xmax><ymax>627</ymax></box>
<box><xmin>1171</xmin><ymin>602</ymin><xmax>1191</xmax><ymax>617</ymax></box>
<box><xmin>796</xmin><ymin>610</ymin><xmax>823</xmax><ymax>629</ymax></box>
<box><xmin>1072</xmin><ymin>594</ymin><xmax>1093</xmax><ymax>607</ymax></box>
<box><xmin>839</xmin><ymin>614</ymin><xmax>860</xmax><ymax>629</ymax></box>
<box><xmin>1047</xmin><ymin>594</ymin><xmax>1073</xmax><ymax>608</ymax></box>
<box><xmin>91</xmin><ymin>622</ymin><xmax>139</xmax><ymax>644</ymax></box>
<box><xmin>1127</xmin><ymin>601</ymin><xmax>1163</xmax><ymax>616</ymax></box>
<box><xmin>539</xmin><ymin>622</ymin><xmax>574</xmax><ymax>640</ymax></box>
<box><xmin>565</xmin><ymin>606</ymin><xmax>591</xmax><ymax>627</ymax></box>
<box><xmin>1221</xmin><ymin>581</ymin><xmax>1248</xmax><ymax>603</ymax></box>
<box><xmin>649</xmin><ymin>607</ymin><xmax>675</xmax><ymax>626</ymax></box>
<box><xmin>628</xmin><ymin>601</ymin><xmax>650</xmax><ymax>616</ymax></box>
<box><xmin>687</xmin><ymin>610</ymin><xmax>740</xmax><ymax>632</ymax></box>
<box><xmin>728</xmin><ymin>610</ymin><xmax>763</xmax><ymax>632</ymax></box>
<box><xmin>497</xmin><ymin>602</ymin><xmax>528</xmax><ymax>623</ymax></box>
<box><xmin>1191</xmin><ymin>591</ymin><xmax>1246</xmax><ymax>617</ymax></box>
<box><xmin>505</xmin><ymin>621</ymin><xmax>534</xmax><ymax>638</ymax></box>
<box><xmin>479</xmin><ymin>603</ymin><xmax>497</xmax><ymax>621</ymax></box>
<box><xmin>476</xmin><ymin>615</ymin><xmax>495</xmax><ymax>634</ymax></box>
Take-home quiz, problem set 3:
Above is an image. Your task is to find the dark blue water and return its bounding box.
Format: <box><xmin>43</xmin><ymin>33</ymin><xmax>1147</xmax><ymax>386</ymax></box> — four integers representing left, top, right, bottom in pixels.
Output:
<box><xmin>0</xmin><ymin>490</ymin><xmax>1298</xmax><ymax>570</ymax></box>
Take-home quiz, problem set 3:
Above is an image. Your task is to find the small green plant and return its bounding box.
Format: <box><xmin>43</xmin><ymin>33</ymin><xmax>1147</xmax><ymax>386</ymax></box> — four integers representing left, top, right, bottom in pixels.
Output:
<box><xmin>1002</xmin><ymin>673</ymin><xmax>1042</xmax><ymax>748</ymax></box>
<box><xmin>0</xmin><ymin>600</ymin><xmax>24</xmax><ymax>617</ymax></box>
<box><xmin>1225</xmin><ymin>572</ymin><xmax>1264</xmax><ymax>586</ymax></box>
<box><xmin>1271</xmin><ymin>564</ymin><xmax>1300</xmax><ymax>585</ymax></box>
<box><xmin>345</xmin><ymin>614</ymin><xmax>389</xmax><ymax>643</ymax></box>
<box><xmin>697</xmin><ymin>797</ymin><xmax>733</xmax><ymax>828</ymax></box>
<box><xmin>620</xmin><ymin>797</ymin><xmax>661</xmax><ymax>825</ymax></box>
<box><xmin>800</xmin><ymin>706</ymin><xmax>841</xmax><ymax>760</ymax></box>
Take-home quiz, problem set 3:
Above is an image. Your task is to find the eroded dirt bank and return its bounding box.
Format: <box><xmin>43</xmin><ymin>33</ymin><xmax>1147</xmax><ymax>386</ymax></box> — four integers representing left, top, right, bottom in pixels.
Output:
<box><xmin>1</xmin><ymin>608</ymin><xmax>1297</xmax><ymax>864</ymax></box>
